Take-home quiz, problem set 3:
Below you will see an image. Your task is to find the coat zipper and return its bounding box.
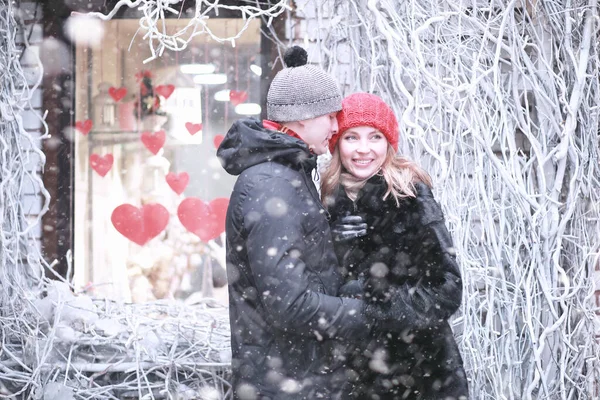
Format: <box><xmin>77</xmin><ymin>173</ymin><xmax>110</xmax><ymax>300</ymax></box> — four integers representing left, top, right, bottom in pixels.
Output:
<box><xmin>303</xmin><ymin>164</ymin><xmax>331</xmax><ymax>221</ymax></box>
<box><xmin>300</xmin><ymin>163</ymin><xmax>330</xmax><ymax>293</ymax></box>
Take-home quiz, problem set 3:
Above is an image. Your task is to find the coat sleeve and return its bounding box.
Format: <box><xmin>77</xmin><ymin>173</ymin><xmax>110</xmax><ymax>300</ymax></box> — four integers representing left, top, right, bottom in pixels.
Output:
<box><xmin>408</xmin><ymin>183</ymin><xmax>463</xmax><ymax>322</ymax></box>
<box><xmin>239</xmin><ymin>176</ymin><xmax>372</xmax><ymax>341</ymax></box>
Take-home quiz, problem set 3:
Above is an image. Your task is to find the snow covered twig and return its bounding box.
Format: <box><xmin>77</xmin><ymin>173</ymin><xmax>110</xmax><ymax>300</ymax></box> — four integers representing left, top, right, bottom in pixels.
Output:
<box><xmin>74</xmin><ymin>0</ymin><xmax>291</xmax><ymax>63</ymax></box>
<box><xmin>318</xmin><ymin>0</ymin><xmax>600</xmax><ymax>398</ymax></box>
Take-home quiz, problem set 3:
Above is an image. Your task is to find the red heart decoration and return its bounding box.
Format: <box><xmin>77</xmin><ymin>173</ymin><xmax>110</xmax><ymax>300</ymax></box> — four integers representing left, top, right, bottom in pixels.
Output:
<box><xmin>75</xmin><ymin>119</ymin><xmax>93</xmax><ymax>135</ymax></box>
<box><xmin>166</xmin><ymin>172</ymin><xmax>189</xmax><ymax>195</ymax></box>
<box><xmin>141</xmin><ymin>130</ymin><xmax>166</xmax><ymax>155</ymax></box>
<box><xmin>213</xmin><ymin>134</ymin><xmax>224</xmax><ymax>149</ymax></box>
<box><xmin>229</xmin><ymin>90</ymin><xmax>248</xmax><ymax>106</ymax></box>
<box><xmin>89</xmin><ymin>153</ymin><xmax>113</xmax><ymax>177</ymax></box>
<box><xmin>111</xmin><ymin>203</ymin><xmax>169</xmax><ymax>246</ymax></box>
<box><xmin>177</xmin><ymin>197</ymin><xmax>229</xmax><ymax>242</ymax></box>
<box><xmin>155</xmin><ymin>84</ymin><xmax>175</xmax><ymax>99</ymax></box>
<box><xmin>185</xmin><ymin>122</ymin><xmax>202</xmax><ymax>136</ymax></box>
<box><xmin>108</xmin><ymin>87</ymin><xmax>127</xmax><ymax>102</ymax></box>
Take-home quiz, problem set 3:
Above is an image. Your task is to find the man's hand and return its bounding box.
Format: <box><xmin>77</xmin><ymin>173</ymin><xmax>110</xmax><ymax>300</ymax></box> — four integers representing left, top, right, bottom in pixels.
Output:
<box><xmin>331</xmin><ymin>215</ymin><xmax>367</xmax><ymax>242</ymax></box>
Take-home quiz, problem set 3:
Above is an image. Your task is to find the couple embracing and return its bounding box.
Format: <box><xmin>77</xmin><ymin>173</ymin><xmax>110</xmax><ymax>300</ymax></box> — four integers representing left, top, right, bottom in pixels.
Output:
<box><xmin>217</xmin><ymin>46</ymin><xmax>468</xmax><ymax>400</ymax></box>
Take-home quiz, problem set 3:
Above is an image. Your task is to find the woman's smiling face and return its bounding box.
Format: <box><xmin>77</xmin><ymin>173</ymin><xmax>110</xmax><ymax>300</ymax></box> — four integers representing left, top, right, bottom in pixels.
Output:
<box><xmin>338</xmin><ymin>125</ymin><xmax>388</xmax><ymax>180</ymax></box>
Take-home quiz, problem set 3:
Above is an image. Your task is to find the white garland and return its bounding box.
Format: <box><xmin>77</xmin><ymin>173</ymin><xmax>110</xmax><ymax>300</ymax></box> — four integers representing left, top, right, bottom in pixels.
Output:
<box><xmin>0</xmin><ymin>1</ymin><xmax>48</xmax><ymax>310</ymax></box>
<box><xmin>74</xmin><ymin>0</ymin><xmax>292</xmax><ymax>63</ymax></box>
<box><xmin>1</xmin><ymin>1</ymin><xmax>234</xmax><ymax>397</ymax></box>
<box><xmin>320</xmin><ymin>0</ymin><xmax>600</xmax><ymax>398</ymax></box>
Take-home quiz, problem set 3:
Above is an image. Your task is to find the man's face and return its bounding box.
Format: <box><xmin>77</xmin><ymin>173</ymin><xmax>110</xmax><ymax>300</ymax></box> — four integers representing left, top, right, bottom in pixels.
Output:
<box><xmin>296</xmin><ymin>112</ymin><xmax>339</xmax><ymax>155</ymax></box>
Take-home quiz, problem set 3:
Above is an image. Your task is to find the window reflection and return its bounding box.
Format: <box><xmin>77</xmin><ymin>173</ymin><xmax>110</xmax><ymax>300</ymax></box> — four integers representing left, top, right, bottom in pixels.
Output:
<box><xmin>73</xmin><ymin>18</ymin><xmax>261</xmax><ymax>303</ymax></box>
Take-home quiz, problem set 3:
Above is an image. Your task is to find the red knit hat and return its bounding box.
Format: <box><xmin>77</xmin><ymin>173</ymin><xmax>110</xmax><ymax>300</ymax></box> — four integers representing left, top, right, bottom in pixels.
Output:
<box><xmin>329</xmin><ymin>93</ymin><xmax>399</xmax><ymax>153</ymax></box>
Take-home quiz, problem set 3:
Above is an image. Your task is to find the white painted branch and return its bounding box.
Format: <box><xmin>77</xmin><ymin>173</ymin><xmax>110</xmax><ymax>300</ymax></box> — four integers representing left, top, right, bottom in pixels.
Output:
<box><xmin>323</xmin><ymin>0</ymin><xmax>600</xmax><ymax>398</ymax></box>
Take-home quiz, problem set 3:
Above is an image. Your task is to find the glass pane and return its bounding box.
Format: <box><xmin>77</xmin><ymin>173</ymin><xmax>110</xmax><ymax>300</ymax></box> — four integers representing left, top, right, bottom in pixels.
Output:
<box><xmin>73</xmin><ymin>18</ymin><xmax>262</xmax><ymax>303</ymax></box>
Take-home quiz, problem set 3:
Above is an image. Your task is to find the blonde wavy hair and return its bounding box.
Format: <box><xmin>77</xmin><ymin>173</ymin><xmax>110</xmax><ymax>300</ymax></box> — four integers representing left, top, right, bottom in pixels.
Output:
<box><xmin>321</xmin><ymin>144</ymin><xmax>432</xmax><ymax>208</ymax></box>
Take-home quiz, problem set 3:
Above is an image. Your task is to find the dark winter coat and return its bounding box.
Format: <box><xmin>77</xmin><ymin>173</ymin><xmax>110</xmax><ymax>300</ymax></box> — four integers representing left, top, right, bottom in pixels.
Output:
<box><xmin>329</xmin><ymin>175</ymin><xmax>469</xmax><ymax>400</ymax></box>
<box><xmin>217</xmin><ymin>118</ymin><xmax>374</xmax><ymax>400</ymax></box>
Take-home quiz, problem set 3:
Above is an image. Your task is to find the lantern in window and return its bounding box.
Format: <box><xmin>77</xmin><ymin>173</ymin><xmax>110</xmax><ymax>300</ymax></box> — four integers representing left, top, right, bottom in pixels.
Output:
<box><xmin>92</xmin><ymin>82</ymin><xmax>118</xmax><ymax>131</ymax></box>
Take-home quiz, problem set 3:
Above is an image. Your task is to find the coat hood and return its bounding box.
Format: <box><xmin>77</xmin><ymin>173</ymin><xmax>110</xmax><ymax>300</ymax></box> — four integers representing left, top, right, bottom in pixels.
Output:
<box><xmin>217</xmin><ymin>117</ymin><xmax>316</xmax><ymax>176</ymax></box>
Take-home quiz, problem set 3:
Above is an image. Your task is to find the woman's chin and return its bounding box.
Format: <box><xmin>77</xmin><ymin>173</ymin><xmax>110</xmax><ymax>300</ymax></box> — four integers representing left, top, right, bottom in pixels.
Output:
<box><xmin>348</xmin><ymin>168</ymin><xmax>376</xmax><ymax>180</ymax></box>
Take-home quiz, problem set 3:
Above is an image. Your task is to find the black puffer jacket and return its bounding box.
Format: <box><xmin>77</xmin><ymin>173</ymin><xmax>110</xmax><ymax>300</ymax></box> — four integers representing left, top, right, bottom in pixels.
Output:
<box><xmin>217</xmin><ymin>118</ymin><xmax>374</xmax><ymax>399</ymax></box>
<box><xmin>329</xmin><ymin>175</ymin><xmax>469</xmax><ymax>400</ymax></box>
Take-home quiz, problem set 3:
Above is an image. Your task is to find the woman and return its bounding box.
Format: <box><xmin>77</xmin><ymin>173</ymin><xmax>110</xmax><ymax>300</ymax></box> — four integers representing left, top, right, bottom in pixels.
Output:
<box><xmin>321</xmin><ymin>93</ymin><xmax>469</xmax><ymax>400</ymax></box>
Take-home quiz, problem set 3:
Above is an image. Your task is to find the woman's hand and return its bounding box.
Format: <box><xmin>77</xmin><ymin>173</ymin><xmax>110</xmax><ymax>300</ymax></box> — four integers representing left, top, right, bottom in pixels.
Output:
<box><xmin>364</xmin><ymin>284</ymin><xmax>444</xmax><ymax>333</ymax></box>
<box><xmin>331</xmin><ymin>215</ymin><xmax>367</xmax><ymax>242</ymax></box>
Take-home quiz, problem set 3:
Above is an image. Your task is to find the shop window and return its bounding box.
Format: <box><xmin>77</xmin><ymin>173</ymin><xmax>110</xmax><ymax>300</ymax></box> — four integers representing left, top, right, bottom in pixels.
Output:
<box><xmin>73</xmin><ymin>18</ymin><xmax>262</xmax><ymax>303</ymax></box>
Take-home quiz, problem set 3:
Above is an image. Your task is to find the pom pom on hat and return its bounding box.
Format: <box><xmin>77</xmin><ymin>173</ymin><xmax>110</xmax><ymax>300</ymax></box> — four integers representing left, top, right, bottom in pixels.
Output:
<box><xmin>329</xmin><ymin>93</ymin><xmax>399</xmax><ymax>153</ymax></box>
<box><xmin>283</xmin><ymin>46</ymin><xmax>308</xmax><ymax>68</ymax></box>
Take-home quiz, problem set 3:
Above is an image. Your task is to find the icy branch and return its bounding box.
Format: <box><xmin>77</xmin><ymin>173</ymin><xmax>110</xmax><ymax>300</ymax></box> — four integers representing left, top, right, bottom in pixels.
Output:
<box><xmin>0</xmin><ymin>1</ymin><xmax>232</xmax><ymax>397</ymax></box>
<box><xmin>74</xmin><ymin>0</ymin><xmax>291</xmax><ymax>63</ymax></box>
<box><xmin>321</xmin><ymin>0</ymin><xmax>600</xmax><ymax>397</ymax></box>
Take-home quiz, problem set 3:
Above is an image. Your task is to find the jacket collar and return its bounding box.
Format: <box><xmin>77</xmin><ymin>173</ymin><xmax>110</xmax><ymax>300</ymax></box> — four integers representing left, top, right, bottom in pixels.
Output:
<box><xmin>262</xmin><ymin>120</ymin><xmax>304</xmax><ymax>142</ymax></box>
<box><xmin>353</xmin><ymin>174</ymin><xmax>388</xmax><ymax>207</ymax></box>
<box><xmin>329</xmin><ymin>173</ymin><xmax>388</xmax><ymax>220</ymax></box>
<box><xmin>262</xmin><ymin>119</ymin><xmax>317</xmax><ymax>170</ymax></box>
<box><xmin>217</xmin><ymin>117</ymin><xmax>316</xmax><ymax>176</ymax></box>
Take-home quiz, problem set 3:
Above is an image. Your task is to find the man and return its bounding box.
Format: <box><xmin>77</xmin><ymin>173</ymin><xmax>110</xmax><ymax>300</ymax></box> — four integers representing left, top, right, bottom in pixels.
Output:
<box><xmin>217</xmin><ymin>45</ymin><xmax>372</xmax><ymax>399</ymax></box>
<box><xmin>217</xmin><ymin>46</ymin><xmax>429</xmax><ymax>399</ymax></box>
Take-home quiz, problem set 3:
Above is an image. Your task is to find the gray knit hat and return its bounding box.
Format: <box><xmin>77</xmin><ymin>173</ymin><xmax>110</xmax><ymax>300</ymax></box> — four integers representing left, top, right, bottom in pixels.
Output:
<box><xmin>267</xmin><ymin>46</ymin><xmax>342</xmax><ymax>122</ymax></box>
